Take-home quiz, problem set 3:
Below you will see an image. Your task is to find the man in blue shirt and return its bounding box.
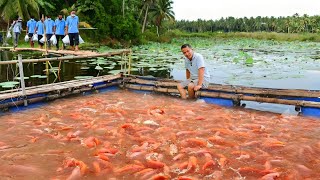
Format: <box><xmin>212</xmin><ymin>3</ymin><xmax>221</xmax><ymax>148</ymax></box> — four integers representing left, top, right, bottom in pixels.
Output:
<box><xmin>54</xmin><ymin>14</ymin><xmax>66</xmax><ymax>50</ymax></box>
<box><xmin>34</xmin><ymin>17</ymin><xmax>45</xmax><ymax>49</ymax></box>
<box><xmin>65</xmin><ymin>11</ymin><xmax>79</xmax><ymax>51</ymax></box>
<box><xmin>26</xmin><ymin>16</ymin><xmax>37</xmax><ymax>48</ymax></box>
<box><xmin>177</xmin><ymin>44</ymin><xmax>211</xmax><ymax>99</ymax></box>
<box><xmin>44</xmin><ymin>16</ymin><xmax>55</xmax><ymax>49</ymax></box>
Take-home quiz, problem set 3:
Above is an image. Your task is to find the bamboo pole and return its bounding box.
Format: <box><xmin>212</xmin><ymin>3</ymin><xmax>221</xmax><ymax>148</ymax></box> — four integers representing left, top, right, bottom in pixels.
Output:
<box><xmin>128</xmin><ymin>50</ymin><xmax>132</xmax><ymax>75</ymax></box>
<box><xmin>124</xmin><ymin>76</ymin><xmax>320</xmax><ymax>98</ymax></box>
<box><xmin>0</xmin><ymin>74</ymin><xmax>122</xmax><ymax>100</ymax></box>
<box><xmin>0</xmin><ymin>74</ymin><xmax>122</xmax><ymax>95</ymax></box>
<box><xmin>123</xmin><ymin>83</ymin><xmax>320</xmax><ymax>108</ymax></box>
<box><xmin>58</xmin><ymin>60</ymin><xmax>62</xmax><ymax>80</ymax></box>
<box><xmin>47</xmin><ymin>61</ymin><xmax>58</xmax><ymax>78</ymax></box>
<box><xmin>0</xmin><ymin>82</ymin><xmax>119</xmax><ymax>110</ymax></box>
<box><xmin>17</xmin><ymin>54</ymin><xmax>27</xmax><ymax>106</ymax></box>
<box><xmin>197</xmin><ymin>91</ymin><xmax>320</xmax><ymax>108</ymax></box>
<box><xmin>0</xmin><ymin>50</ymin><xmax>131</xmax><ymax>65</ymax></box>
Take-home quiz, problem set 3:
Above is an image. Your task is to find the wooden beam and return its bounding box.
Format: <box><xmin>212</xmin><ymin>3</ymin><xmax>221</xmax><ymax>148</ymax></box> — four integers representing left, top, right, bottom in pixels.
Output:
<box><xmin>123</xmin><ymin>84</ymin><xmax>320</xmax><ymax>108</ymax></box>
<box><xmin>0</xmin><ymin>49</ymin><xmax>131</xmax><ymax>65</ymax></box>
<box><xmin>0</xmin><ymin>74</ymin><xmax>122</xmax><ymax>100</ymax></box>
<box><xmin>124</xmin><ymin>76</ymin><xmax>320</xmax><ymax>98</ymax></box>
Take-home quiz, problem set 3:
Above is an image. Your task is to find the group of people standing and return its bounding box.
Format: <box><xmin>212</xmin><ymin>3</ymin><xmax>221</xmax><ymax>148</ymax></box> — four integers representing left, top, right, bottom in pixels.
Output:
<box><xmin>10</xmin><ymin>11</ymin><xmax>80</xmax><ymax>51</ymax></box>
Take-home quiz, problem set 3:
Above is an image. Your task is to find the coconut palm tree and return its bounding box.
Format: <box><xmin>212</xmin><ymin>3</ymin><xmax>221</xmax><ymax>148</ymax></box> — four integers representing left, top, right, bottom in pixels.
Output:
<box><xmin>0</xmin><ymin>0</ymin><xmax>39</xmax><ymax>21</ymax></box>
<box><xmin>60</xmin><ymin>3</ymin><xmax>92</xmax><ymax>28</ymax></box>
<box><xmin>140</xmin><ymin>0</ymin><xmax>156</xmax><ymax>33</ymax></box>
<box><xmin>149</xmin><ymin>0</ymin><xmax>174</xmax><ymax>36</ymax></box>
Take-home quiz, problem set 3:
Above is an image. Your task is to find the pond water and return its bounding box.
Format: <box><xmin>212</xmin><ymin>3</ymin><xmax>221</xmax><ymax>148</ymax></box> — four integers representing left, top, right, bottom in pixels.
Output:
<box><xmin>1</xmin><ymin>38</ymin><xmax>320</xmax><ymax>113</ymax></box>
<box><xmin>0</xmin><ymin>90</ymin><xmax>319</xmax><ymax>179</ymax></box>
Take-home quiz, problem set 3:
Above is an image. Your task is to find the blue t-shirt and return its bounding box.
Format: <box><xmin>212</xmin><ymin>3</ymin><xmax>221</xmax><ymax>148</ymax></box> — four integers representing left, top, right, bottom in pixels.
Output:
<box><xmin>55</xmin><ymin>19</ymin><xmax>66</xmax><ymax>35</ymax></box>
<box><xmin>184</xmin><ymin>52</ymin><xmax>210</xmax><ymax>82</ymax></box>
<box><xmin>36</xmin><ymin>21</ymin><xmax>44</xmax><ymax>35</ymax></box>
<box><xmin>27</xmin><ymin>19</ymin><xmax>37</xmax><ymax>33</ymax></box>
<box><xmin>44</xmin><ymin>19</ymin><xmax>55</xmax><ymax>34</ymax></box>
<box><xmin>66</xmin><ymin>15</ymin><xmax>79</xmax><ymax>33</ymax></box>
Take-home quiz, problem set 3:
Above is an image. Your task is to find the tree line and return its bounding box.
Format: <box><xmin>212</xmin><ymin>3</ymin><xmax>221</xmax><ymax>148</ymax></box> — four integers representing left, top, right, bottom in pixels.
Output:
<box><xmin>1</xmin><ymin>1</ymin><xmax>318</xmax><ymax>44</ymax></box>
<box><xmin>172</xmin><ymin>13</ymin><xmax>320</xmax><ymax>34</ymax></box>
<box><xmin>0</xmin><ymin>0</ymin><xmax>175</xmax><ymax>44</ymax></box>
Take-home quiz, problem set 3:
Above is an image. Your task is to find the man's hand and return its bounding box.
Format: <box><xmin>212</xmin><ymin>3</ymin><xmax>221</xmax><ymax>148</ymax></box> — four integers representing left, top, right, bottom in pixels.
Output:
<box><xmin>194</xmin><ymin>85</ymin><xmax>202</xmax><ymax>91</ymax></box>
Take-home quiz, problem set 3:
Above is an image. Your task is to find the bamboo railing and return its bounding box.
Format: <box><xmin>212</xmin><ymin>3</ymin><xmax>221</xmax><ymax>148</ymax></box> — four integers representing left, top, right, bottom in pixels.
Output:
<box><xmin>123</xmin><ymin>76</ymin><xmax>320</xmax><ymax>109</ymax></box>
<box><xmin>0</xmin><ymin>49</ymin><xmax>131</xmax><ymax>65</ymax></box>
<box><xmin>123</xmin><ymin>76</ymin><xmax>320</xmax><ymax>98</ymax></box>
<box><xmin>0</xmin><ymin>74</ymin><xmax>121</xmax><ymax>111</ymax></box>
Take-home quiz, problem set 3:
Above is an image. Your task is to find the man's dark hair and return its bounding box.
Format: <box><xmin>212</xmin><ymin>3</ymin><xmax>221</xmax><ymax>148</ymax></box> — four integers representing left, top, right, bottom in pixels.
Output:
<box><xmin>31</xmin><ymin>16</ymin><xmax>34</xmax><ymax>19</ymax></box>
<box><xmin>181</xmin><ymin>44</ymin><xmax>192</xmax><ymax>49</ymax></box>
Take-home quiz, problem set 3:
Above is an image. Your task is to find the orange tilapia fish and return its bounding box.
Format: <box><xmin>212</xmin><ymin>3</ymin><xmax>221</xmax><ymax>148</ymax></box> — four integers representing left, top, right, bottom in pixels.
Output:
<box><xmin>0</xmin><ymin>90</ymin><xmax>319</xmax><ymax>179</ymax></box>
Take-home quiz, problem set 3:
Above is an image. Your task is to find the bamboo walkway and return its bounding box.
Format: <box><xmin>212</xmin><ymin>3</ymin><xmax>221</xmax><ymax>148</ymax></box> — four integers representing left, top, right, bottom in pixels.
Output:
<box><xmin>123</xmin><ymin>76</ymin><xmax>320</xmax><ymax>109</ymax></box>
<box><xmin>0</xmin><ymin>49</ymin><xmax>131</xmax><ymax>65</ymax></box>
<box><xmin>0</xmin><ymin>74</ymin><xmax>121</xmax><ymax>101</ymax></box>
<box><xmin>12</xmin><ymin>48</ymin><xmax>101</xmax><ymax>56</ymax></box>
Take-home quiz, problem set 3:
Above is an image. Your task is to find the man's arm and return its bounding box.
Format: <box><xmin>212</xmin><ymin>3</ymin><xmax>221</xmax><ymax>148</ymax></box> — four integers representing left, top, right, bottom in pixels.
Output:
<box><xmin>186</xmin><ymin>69</ymin><xmax>190</xmax><ymax>79</ymax></box>
<box><xmin>65</xmin><ymin>18</ymin><xmax>68</xmax><ymax>35</ymax></box>
<box><xmin>194</xmin><ymin>67</ymin><xmax>205</xmax><ymax>91</ymax></box>
<box><xmin>52</xmin><ymin>22</ymin><xmax>55</xmax><ymax>34</ymax></box>
<box><xmin>65</xmin><ymin>25</ymin><xmax>68</xmax><ymax>35</ymax></box>
<box><xmin>34</xmin><ymin>24</ymin><xmax>38</xmax><ymax>34</ymax></box>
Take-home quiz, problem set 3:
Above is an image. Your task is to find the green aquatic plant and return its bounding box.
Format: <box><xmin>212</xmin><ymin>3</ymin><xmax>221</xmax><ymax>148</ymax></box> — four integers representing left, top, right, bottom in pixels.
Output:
<box><xmin>0</xmin><ymin>81</ymin><xmax>20</xmax><ymax>88</ymax></box>
<box><xmin>14</xmin><ymin>77</ymin><xmax>30</xmax><ymax>80</ymax></box>
<box><xmin>245</xmin><ymin>57</ymin><xmax>254</xmax><ymax>65</ymax></box>
<box><xmin>95</xmin><ymin>65</ymin><xmax>103</xmax><ymax>71</ymax></box>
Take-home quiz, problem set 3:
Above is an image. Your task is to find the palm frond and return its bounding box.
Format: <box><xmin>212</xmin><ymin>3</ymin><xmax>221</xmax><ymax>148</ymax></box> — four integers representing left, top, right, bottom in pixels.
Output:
<box><xmin>79</xmin><ymin>21</ymin><xmax>92</xmax><ymax>28</ymax></box>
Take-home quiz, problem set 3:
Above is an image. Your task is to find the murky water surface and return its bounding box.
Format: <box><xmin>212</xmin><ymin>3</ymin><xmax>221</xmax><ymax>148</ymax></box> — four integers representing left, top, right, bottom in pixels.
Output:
<box><xmin>0</xmin><ymin>90</ymin><xmax>319</xmax><ymax>179</ymax></box>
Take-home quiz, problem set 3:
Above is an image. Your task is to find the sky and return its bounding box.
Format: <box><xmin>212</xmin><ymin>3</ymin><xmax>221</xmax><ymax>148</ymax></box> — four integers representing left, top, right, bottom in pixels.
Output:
<box><xmin>172</xmin><ymin>0</ymin><xmax>320</xmax><ymax>21</ymax></box>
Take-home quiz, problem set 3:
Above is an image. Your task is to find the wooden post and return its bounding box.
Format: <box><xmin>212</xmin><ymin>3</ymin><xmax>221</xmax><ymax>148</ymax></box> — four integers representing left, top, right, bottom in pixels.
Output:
<box><xmin>17</xmin><ymin>54</ymin><xmax>28</xmax><ymax>106</ymax></box>
<box><xmin>43</xmin><ymin>14</ymin><xmax>48</xmax><ymax>54</ymax></box>
<box><xmin>58</xmin><ymin>60</ymin><xmax>62</xmax><ymax>81</ymax></box>
<box><xmin>128</xmin><ymin>49</ymin><xmax>132</xmax><ymax>75</ymax></box>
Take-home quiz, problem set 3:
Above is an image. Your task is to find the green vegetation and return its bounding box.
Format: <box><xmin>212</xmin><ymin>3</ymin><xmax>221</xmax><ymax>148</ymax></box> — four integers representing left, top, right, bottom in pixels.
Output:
<box><xmin>145</xmin><ymin>30</ymin><xmax>320</xmax><ymax>43</ymax></box>
<box><xmin>1</xmin><ymin>1</ymin><xmax>320</xmax><ymax>46</ymax></box>
<box><xmin>0</xmin><ymin>0</ymin><xmax>175</xmax><ymax>46</ymax></box>
<box><xmin>173</xmin><ymin>14</ymin><xmax>320</xmax><ymax>33</ymax></box>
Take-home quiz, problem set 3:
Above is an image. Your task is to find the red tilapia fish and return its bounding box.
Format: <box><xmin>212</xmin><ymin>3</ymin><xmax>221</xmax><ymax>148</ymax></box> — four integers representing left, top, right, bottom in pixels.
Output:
<box><xmin>0</xmin><ymin>90</ymin><xmax>319</xmax><ymax>179</ymax></box>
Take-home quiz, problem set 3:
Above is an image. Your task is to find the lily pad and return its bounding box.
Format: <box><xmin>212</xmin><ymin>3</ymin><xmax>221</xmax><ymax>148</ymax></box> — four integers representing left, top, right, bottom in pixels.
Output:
<box><xmin>14</xmin><ymin>77</ymin><xmax>30</xmax><ymax>80</ymax></box>
<box><xmin>108</xmin><ymin>70</ymin><xmax>122</xmax><ymax>75</ymax></box>
<box><xmin>1</xmin><ymin>84</ymin><xmax>16</xmax><ymax>88</ymax></box>
<box><xmin>81</xmin><ymin>67</ymin><xmax>90</xmax><ymax>70</ymax></box>
<box><xmin>0</xmin><ymin>81</ymin><xmax>20</xmax><ymax>87</ymax></box>
<box><xmin>95</xmin><ymin>66</ymin><xmax>103</xmax><ymax>70</ymax></box>
<box><xmin>104</xmin><ymin>66</ymin><xmax>115</xmax><ymax>70</ymax></box>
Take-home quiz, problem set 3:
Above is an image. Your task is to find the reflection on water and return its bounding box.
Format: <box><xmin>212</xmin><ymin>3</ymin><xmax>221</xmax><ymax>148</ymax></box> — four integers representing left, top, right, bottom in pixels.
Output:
<box><xmin>0</xmin><ymin>50</ymin><xmax>174</xmax><ymax>91</ymax></box>
<box><xmin>0</xmin><ymin>90</ymin><xmax>319</xmax><ymax>179</ymax></box>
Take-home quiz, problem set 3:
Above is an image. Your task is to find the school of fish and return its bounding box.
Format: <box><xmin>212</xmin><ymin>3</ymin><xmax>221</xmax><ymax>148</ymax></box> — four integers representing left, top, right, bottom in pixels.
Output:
<box><xmin>0</xmin><ymin>90</ymin><xmax>319</xmax><ymax>180</ymax></box>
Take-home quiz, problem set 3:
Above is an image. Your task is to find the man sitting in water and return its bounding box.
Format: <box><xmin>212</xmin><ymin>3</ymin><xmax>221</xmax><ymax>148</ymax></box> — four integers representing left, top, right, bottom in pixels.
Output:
<box><xmin>177</xmin><ymin>44</ymin><xmax>210</xmax><ymax>99</ymax></box>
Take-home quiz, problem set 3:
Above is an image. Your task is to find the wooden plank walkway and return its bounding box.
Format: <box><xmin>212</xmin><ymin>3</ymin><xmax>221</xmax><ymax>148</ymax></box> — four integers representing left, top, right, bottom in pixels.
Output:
<box><xmin>12</xmin><ymin>48</ymin><xmax>108</xmax><ymax>56</ymax></box>
<box><xmin>124</xmin><ymin>77</ymin><xmax>320</xmax><ymax>98</ymax></box>
<box><xmin>0</xmin><ymin>49</ymin><xmax>131</xmax><ymax>65</ymax></box>
<box><xmin>0</xmin><ymin>74</ymin><xmax>121</xmax><ymax>100</ymax></box>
